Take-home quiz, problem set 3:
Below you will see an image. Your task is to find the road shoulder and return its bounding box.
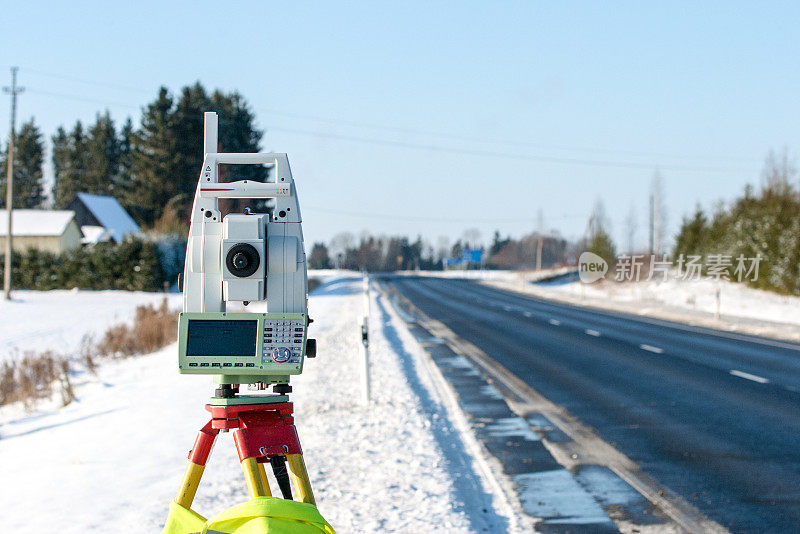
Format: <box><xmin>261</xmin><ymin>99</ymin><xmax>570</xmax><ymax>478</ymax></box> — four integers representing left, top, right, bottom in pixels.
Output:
<box><xmin>382</xmin><ymin>279</ymin><xmax>730</xmax><ymax>534</ymax></box>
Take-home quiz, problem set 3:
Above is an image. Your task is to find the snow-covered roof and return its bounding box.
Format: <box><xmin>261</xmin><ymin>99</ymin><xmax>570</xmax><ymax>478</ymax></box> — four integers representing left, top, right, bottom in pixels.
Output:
<box><xmin>0</xmin><ymin>210</ymin><xmax>76</xmax><ymax>237</ymax></box>
<box><xmin>75</xmin><ymin>193</ymin><xmax>140</xmax><ymax>242</ymax></box>
<box><xmin>81</xmin><ymin>225</ymin><xmax>113</xmax><ymax>245</ymax></box>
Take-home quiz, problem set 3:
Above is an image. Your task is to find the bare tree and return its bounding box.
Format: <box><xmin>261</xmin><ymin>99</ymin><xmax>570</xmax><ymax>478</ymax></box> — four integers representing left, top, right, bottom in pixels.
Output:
<box><xmin>328</xmin><ymin>232</ymin><xmax>355</xmax><ymax>268</ymax></box>
<box><xmin>762</xmin><ymin>147</ymin><xmax>796</xmax><ymax>194</ymax></box>
<box><xmin>461</xmin><ymin>228</ymin><xmax>481</xmax><ymax>250</ymax></box>
<box><xmin>587</xmin><ymin>198</ymin><xmax>610</xmax><ymax>238</ymax></box>
<box><xmin>436</xmin><ymin>235</ymin><xmax>450</xmax><ymax>262</ymax></box>
<box><xmin>625</xmin><ymin>202</ymin><xmax>637</xmax><ymax>254</ymax></box>
<box><xmin>650</xmin><ymin>170</ymin><xmax>668</xmax><ymax>255</ymax></box>
<box><xmin>536</xmin><ymin>208</ymin><xmax>545</xmax><ymax>269</ymax></box>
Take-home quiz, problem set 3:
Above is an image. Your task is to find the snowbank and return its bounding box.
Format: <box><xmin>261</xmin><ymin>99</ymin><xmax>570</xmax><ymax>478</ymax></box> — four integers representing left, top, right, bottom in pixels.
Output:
<box><xmin>0</xmin><ymin>290</ymin><xmax>183</xmax><ymax>362</ymax></box>
<box><xmin>486</xmin><ymin>272</ymin><xmax>800</xmax><ymax>341</ymax></box>
<box><xmin>0</xmin><ymin>276</ymin><xmax>518</xmax><ymax>533</ymax></box>
<box><xmin>551</xmin><ymin>275</ymin><xmax>800</xmax><ymax>325</ymax></box>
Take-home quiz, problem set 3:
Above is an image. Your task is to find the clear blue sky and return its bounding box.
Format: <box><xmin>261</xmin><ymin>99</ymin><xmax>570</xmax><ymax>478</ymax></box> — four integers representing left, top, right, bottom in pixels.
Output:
<box><xmin>2</xmin><ymin>1</ymin><xmax>798</xmax><ymax>250</ymax></box>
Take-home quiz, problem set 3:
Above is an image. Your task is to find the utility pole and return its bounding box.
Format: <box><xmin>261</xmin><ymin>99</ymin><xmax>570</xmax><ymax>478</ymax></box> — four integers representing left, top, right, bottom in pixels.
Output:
<box><xmin>536</xmin><ymin>208</ymin><xmax>544</xmax><ymax>270</ymax></box>
<box><xmin>653</xmin><ymin>193</ymin><xmax>660</xmax><ymax>255</ymax></box>
<box><xmin>648</xmin><ymin>194</ymin><xmax>654</xmax><ymax>255</ymax></box>
<box><xmin>3</xmin><ymin>67</ymin><xmax>24</xmax><ymax>300</ymax></box>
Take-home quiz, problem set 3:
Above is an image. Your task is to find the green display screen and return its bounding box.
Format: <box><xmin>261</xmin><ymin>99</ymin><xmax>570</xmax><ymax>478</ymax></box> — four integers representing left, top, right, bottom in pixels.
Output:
<box><xmin>186</xmin><ymin>319</ymin><xmax>257</xmax><ymax>357</ymax></box>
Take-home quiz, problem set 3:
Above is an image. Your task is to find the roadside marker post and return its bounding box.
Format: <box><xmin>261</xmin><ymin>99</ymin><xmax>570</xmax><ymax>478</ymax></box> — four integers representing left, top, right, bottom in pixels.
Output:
<box><xmin>359</xmin><ymin>274</ymin><xmax>371</xmax><ymax>405</ymax></box>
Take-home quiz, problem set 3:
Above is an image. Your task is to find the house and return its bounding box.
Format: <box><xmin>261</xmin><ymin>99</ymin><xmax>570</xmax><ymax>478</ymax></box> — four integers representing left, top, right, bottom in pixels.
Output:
<box><xmin>67</xmin><ymin>193</ymin><xmax>140</xmax><ymax>244</ymax></box>
<box><xmin>0</xmin><ymin>209</ymin><xmax>83</xmax><ymax>253</ymax></box>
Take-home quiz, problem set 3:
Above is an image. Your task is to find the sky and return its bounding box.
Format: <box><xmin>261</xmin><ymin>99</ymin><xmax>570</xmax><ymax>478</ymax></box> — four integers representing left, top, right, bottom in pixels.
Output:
<box><xmin>1</xmin><ymin>1</ymin><xmax>798</xmax><ymax>251</ymax></box>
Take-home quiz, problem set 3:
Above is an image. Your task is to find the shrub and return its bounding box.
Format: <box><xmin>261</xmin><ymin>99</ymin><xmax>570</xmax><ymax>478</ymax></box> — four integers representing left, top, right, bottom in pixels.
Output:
<box><xmin>0</xmin><ymin>237</ymin><xmax>166</xmax><ymax>291</ymax></box>
<box><xmin>97</xmin><ymin>299</ymin><xmax>177</xmax><ymax>357</ymax></box>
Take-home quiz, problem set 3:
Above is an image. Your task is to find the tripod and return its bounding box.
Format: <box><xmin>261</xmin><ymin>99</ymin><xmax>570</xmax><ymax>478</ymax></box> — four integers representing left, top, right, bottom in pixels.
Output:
<box><xmin>174</xmin><ymin>401</ymin><xmax>315</xmax><ymax>510</ymax></box>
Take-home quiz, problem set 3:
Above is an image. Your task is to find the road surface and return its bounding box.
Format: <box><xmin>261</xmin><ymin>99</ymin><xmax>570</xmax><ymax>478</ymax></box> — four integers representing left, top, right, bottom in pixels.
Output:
<box><xmin>389</xmin><ymin>276</ymin><xmax>800</xmax><ymax>533</ymax></box>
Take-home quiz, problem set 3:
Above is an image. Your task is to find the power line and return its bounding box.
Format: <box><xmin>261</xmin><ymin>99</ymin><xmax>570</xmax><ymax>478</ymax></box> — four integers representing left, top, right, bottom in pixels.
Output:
<box><xmin>304</xmin><ymin>205</ymin><xmax>589</xmax><ymax>224</ymax></box>
<box><xmin>258</xmin><ymin>107</ymin><xmax>754</xmax><ymax>164</ymax></box>
<box><xmin>25</xmin><ymin>88</ymin><xmax>140</xmax><ymax>110</ymax></box>
<box><xmin>269</xmin><ymin>125</ymin><xmax>751</xmax><ymax>173</ymax></box>
<box><xmin>25</xmin><ymin>83</ymin><xmax>748</xmax><ymax>173</ymax></box>
<box><xmin>20</xmin><ymin>67</ymin><xmax>151</xmax><ymax>95</ymax></box>
<box><xmin>11</xmin><ymin>65</ymin><xmax>758</xmax><ymax>168</ymax></box>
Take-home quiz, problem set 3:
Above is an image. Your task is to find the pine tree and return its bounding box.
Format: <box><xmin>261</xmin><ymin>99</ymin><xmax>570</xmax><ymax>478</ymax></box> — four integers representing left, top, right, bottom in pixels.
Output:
<box><xmin>213</xmin><ymin>90</ymin><xmax>263</xmax><ymax>165</ymax></box>
<box><xmin>586</xmin><ymin>199</ymin><xmax>617</xmax><ymax>264</ymax></box>
<box><xmin>52</xmin><ymin>121</ymin><xmax>89</xmax><ymax>208</ymax></box>
<box><xmin>84</xmin><ymin>111</ymin><xmax>120</xmax><ymax>196</ymax></box>
<box><xmin>173</xmin><ymin>82</ymin><xmax>211</xmax><ymax>201</ymax></box>
<box><xmin>212</xmin><ymin>89</ymin><xmax>266</xmax><ymax>212</ymax></box>
<box><xmin>51</xmin><ymin>126</ymin><xmax>70</xmax><ymax>199</ymax></box>
<box><xmin>308</xmin><ymin>243</ymin><xmax>331</xmax><ymax>269</ymax></box>
<box><xmin>115</xmin><ymin>117</ymin><xmax>135</xmax><ymax>204</ymax></box>
<box><xmin>673</xmin><ymin>206</ymin><xmax>709</xmax><ymax>260</ymax></box>
<box><xmin>0</xmin><ymin>119</ymin><xmax>46</xmax><ymax>208</ymax></box>
<box><xmin>125</xmin><ymin>83</ymin><xmax>266</xmax><ymax>227</ymax></box>
<box><xmin>128</xmin><ymin>87</ymin><xmax>178</xmax><ymax>226</ymax></box>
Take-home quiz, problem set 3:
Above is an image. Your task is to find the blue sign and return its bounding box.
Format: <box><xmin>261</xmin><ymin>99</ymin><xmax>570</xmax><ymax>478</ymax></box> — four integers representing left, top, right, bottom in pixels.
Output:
<box><xmin>445</xmin><ymin>249</ymin><xmax>483</xmax><ymax>267</ymax></box>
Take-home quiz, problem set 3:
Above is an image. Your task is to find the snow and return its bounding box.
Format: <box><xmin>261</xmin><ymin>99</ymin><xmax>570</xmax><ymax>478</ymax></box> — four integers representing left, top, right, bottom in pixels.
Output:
<box><xmin>0</xmin><ymin>290</ymin><xmax>183</xmax><ymax>362</ymax></box>
<box><xmin>548</xmin><ymin>274</ymin><xmax>800</xmax><ymax>326</ymax></box>
<box><xmin>484</xmin><ymin>271</ymin><xmax>800</xmax><ymax>340</ymax></box>
<box><xmin>75</xmin><ymin>193</ymin><xmax>141</xmax><ymax>243</ymax></box>
<box><xmin>0</xmin><ymin>276</ymin><xmax>521</xmax><ymax>533</ymax></box>
<box><xmin>515</xmin><ymin>470</ymin><xmax>610</xmax><ymax>525</ymax></box>
<box><xmin>80</xmin><ymin>225</ymin><xmax>113</xmax><ymax>244</ymax></box>
<box><xmin>0</xmin><ymin>209</ymin><xmax>75</xmax><ymax>236</ymax></box>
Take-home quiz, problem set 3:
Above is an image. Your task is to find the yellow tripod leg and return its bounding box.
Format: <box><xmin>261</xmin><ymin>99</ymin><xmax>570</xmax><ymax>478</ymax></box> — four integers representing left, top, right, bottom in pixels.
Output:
<box><xmin>175</xmin><ymin>461</ymin><xmax>205</xmax><ymax>508</ymax></box>
<box><xmin>286</xmin><ymin>453</ymin><xmax>316</xmax><ymax>504</ymax></box>
<box><xmin>256</xmin><ymin>460</ymin><xmax>272</xmax><ymax>497</ymax></box>
<box><xmin>242</xmin><ymin>457</ymin><xmax>272</xmax><ymax>498</ymax></box>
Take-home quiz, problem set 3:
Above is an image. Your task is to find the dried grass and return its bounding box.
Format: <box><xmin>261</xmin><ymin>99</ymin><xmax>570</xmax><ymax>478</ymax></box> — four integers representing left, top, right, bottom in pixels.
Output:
<box><xmin>97</xmin><ymin>299</ymin><xmax>177</xmax><ymax>357</ymax></box>
<box><xmin>1</xmin><ymin>298</ymin><xmax>178</xmax><ymax>409</ymax></box>
<box><xmin>0</xmin><ymin>351</ymin><xmax>65</xmax><ymax>409</ymax></box>
<box><xmin>308</xmin><ymin>277</ymin><xmax>322</xmax><ymax>293</ymax></box>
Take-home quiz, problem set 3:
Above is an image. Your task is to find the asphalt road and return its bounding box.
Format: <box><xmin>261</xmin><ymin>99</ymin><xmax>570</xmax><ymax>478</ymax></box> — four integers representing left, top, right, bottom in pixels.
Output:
<box><xmin>389</xmin><ymin>276</ymin><xmax>800</xmax><ymax>533</ymax></box>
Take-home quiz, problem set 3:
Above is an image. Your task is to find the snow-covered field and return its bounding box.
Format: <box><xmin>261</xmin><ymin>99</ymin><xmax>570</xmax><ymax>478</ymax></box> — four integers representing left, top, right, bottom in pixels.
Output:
<box><xmin>0</xmin><ymin>276</ymin><xmax>519</xmax><ymax>533</ymax></box>
<box><xmin>0</xmin><ymin>289</ymin><xmax>183</xmax><ymax>361</ymax></box>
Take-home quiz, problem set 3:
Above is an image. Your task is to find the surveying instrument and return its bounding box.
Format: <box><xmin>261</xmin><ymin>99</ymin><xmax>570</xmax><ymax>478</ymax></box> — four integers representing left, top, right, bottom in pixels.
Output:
<box><xmin>165</xmin><ymin>112</ymin><xmax>330</xmax><ymax>533</ymax></box>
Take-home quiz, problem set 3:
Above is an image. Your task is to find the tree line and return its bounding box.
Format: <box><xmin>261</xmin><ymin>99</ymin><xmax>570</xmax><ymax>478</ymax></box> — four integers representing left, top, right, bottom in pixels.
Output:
<box><xmin>673</xmin><ymin>150</ymin><xmax>799</xmax><ymax>294</ymax></box>
<box><xmin>0</xmin><ymin>82</ymin><xmax>264</xmax><ymax>229</ymax></box>
<box><xmin>580</xmin><ymin>150</ymin><xmax>799</xmax><ymax>294</ymax></box>
<box><xmin>307</xmin><ymin>230</ymin><xmax>569</xmax><ymax>271</ymax></box>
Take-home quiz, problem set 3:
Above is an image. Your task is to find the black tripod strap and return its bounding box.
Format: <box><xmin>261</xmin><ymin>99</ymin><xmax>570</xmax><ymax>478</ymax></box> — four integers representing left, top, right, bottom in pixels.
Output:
<box><xmin>269</xmin><ymin>456</ymin><xmax>293</xmax><ymax>500</ymax></box>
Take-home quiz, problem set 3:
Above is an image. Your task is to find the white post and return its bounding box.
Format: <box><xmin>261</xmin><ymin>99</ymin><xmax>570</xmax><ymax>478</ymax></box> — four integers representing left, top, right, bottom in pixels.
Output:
<box><xmin>359</xmin><ymin>274</ymin><xmax>371</xmax><ymax>405</ymax></box>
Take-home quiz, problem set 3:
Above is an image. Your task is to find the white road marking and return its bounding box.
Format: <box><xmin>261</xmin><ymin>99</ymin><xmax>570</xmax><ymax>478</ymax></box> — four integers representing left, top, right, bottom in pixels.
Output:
<box><xmin>585</xmin><ymin>329</ymin><xmax>601</xmax><ymax>337</ymax></box>
<box><xmin>549</xmin><ymin>319</ymin><xmax>561</xmax><ymax>326</ymax></box>
<box><xmin>640</xmin><ymin>344</ymin><xmax>664</xmax><ymax>354</ymax></box>
<box><xmin>503</xmin><ymin>305</ymin><xmax>513</xmax><ymax>311</ymax></box>
<box><xmin>729</xmin><ymin>370</ymin><xmax>769</xmax><ymax>384</ymax></box>
<box><xmin>524</xmin><ymin>311</ymin><xmax>533</xmax><ymax>318</ymax></box>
